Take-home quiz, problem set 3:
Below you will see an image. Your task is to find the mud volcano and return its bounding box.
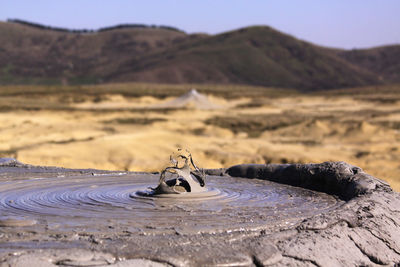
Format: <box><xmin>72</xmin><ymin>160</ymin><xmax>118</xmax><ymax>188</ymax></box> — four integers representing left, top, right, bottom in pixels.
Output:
<box><xmin>0</xmin><ymin>158</ymin><xmax>399</xmax><ymax>266</ymax></box>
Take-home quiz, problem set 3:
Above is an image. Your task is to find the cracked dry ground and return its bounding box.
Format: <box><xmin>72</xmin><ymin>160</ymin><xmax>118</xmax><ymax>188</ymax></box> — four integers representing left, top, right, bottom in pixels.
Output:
<box><xmin>0</xmin><ymin>161</ymin><xmax>399</xmax><ymax>266</ymax></box>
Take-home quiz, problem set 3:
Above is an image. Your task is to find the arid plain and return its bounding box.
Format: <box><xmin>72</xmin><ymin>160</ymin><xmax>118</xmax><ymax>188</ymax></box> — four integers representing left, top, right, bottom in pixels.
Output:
<box><xmin>0</xmin><ymin>83</ymin><xmax>399</xmax><ymax>191</ymax></box>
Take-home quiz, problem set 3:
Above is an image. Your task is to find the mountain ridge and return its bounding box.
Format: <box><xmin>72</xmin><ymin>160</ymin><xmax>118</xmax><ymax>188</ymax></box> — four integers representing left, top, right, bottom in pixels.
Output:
<box><xmin>1</xmin><ymin>19</ymin><xmax>399</xmax><ymax>90</ymax></box>
<box><xmin>6</xmin><ymin>18</ymin><xmax>185</xmax><ymax>33</ymax></box>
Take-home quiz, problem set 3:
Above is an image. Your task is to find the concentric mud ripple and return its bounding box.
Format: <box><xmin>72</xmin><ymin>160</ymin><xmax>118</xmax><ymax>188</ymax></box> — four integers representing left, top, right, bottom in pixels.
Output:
<box><xmin>0</xmin><ymin>173</ymin><xmax>343</xmax><ymax>233</ymax></box>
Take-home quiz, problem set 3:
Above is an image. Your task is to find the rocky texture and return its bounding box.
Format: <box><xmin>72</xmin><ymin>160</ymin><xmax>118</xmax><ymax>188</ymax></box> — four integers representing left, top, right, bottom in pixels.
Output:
<box><xmin>226</xmin><ymin>161</ymin><xmax>389</xmax><ymax>200</ymax></box>
<box><xmin>0</xmin><ymin>160</ymin><xmax>399</xmax><ymax>266</ymax></box>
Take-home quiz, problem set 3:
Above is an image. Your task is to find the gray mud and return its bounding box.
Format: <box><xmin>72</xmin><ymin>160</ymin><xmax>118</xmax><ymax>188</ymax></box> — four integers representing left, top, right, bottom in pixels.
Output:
<box><xmin>0</xmin><ymin>159</ymin><xmax>399</xmax><ymax>266</ymax></box>
<box><xmin>0</xmin><ymin>173</ymin><xmax>341</xmax><ymax>235</ymax></box>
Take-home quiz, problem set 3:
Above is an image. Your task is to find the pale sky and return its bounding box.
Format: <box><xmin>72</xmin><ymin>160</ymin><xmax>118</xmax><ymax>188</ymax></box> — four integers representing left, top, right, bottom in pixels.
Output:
<box><xmin>1</xmin><ymin>0</ymin><xmax>399</xmax><ymax>49</ymax></box>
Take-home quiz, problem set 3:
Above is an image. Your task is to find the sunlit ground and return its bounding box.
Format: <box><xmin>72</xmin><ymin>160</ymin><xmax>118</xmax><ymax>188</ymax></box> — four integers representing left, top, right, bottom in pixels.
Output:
<box><xmin>0</xmin><ymin>83</ymin><xmax>399</xmax><ymax>191</ymax></box>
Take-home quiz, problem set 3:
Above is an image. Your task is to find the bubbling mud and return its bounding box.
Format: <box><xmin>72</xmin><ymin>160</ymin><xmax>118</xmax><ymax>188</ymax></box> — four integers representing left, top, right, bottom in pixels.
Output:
<box><xmin>0</xmin><ymin>172</ymin><xmax>342</xmax><ymax>234</ymax></box>
<box><xmin>141</xmin><ymin>150</ymin><xmax>207</xmax><ymax>195</ymax></box>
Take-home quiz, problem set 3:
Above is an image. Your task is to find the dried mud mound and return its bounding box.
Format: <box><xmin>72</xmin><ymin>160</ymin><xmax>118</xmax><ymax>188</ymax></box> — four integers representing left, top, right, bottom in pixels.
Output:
<box><xmin>154</xmin><ymin>89</ymin><xmax>220</xmax><ymax>110</ymax></box>
<box><xmin>0</xmin><ymin>158</ymin><xmax>399</xmax><ymax>266</ymax></box>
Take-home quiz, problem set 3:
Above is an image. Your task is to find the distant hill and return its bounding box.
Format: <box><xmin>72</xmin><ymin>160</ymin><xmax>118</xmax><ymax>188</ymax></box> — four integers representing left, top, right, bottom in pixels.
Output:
<box><xmin>6</xmin><ymin>18</ymin><xmax>184</xmax><ymax>34</ymax></box>
<box><xmin>0</xmin><ymin>19</ymin><xmax>399</xmax><ymax>90</ymax></box>
<box><xmin>335</xmin><ymin>45</ymin><xmax>400</xmax><ymax>84</ymax></box>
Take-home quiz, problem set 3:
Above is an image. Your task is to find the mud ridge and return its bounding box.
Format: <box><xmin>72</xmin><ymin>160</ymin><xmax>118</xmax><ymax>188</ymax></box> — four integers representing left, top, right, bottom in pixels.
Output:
<box><xmin>281</xmin><ymin>254</ymin><xmax>321</xmax><ymax>267</ymax></box>
<box><xmin>226</xmin><ymin>161</ymin><xmax>389</xmax><ymax>200</ymax></box>
<box><xmin>348</xmin><ymin>234</ymin><xmax>384</xmax><ymax>265</ymax></box>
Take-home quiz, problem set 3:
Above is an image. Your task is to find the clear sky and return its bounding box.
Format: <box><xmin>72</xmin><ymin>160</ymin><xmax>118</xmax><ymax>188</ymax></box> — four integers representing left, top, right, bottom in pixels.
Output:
<box><xmin>1</xmin><ymin>0</ymin><xmax>399</xmax><ymax>49</ymax></box>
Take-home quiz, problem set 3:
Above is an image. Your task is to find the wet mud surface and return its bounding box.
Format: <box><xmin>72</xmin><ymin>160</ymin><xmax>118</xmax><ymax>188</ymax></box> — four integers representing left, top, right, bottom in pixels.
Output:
<box><xmin>0</xmin><ymin>159</ymin><xmax>399</xmax><ymax>266</ymax></box>
<box><xmin>0</xmin><ymin>173</ymin><xmax>341</xmax><ymax>235</ymax></box>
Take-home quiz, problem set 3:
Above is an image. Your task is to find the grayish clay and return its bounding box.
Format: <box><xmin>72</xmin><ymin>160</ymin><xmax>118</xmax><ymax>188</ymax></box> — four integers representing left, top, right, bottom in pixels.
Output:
<box><xmin>153</xmin><ymin>89</ymin><xmax>220</xmax><ymax>110</ymax></box>
<box><xmin>152</xmin><ymin>152</ymin><xmax>206</xmax><ymax>194</ymax></box>
<box><xmin>0</xmin><ymin>159</ymin><xmax>399</xmax><ymax>266</ymax></box>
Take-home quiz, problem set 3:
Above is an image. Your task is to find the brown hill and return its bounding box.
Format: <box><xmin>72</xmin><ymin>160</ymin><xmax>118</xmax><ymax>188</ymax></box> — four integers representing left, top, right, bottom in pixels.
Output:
<box><xmin>113</xmin><ymin>26</ymin><xmax>380</xmax><ymax>90</ymax></box>
<box><xmin>0</xmin><ymin>20</ymin><xmax>398</xmax><ymax>90</ymax></box>
<box><xmin>0</xmin><ymin>20</ymin><xmax>191</xmax><ymax>84</ymax></box>
<box><xmin>335</xmin><ymin>45</ymin><xmax>400</xmax><ymax>83</ymax></box>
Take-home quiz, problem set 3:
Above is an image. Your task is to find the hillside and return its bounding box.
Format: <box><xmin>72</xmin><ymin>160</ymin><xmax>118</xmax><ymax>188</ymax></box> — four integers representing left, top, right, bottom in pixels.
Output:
<box><xmin>335</xmin><ymin>45</ymin><xmax>400</xmax><ymax>83</ymax></box>
<box><xmin>112</xmin><ymin>26</ymin><xmax>379</xmax><ymax>90</ymax></box>
<box><xmin>0</xmin><ymin>20</ymin><xmax>399</xmax><ymax>90</ymax></box>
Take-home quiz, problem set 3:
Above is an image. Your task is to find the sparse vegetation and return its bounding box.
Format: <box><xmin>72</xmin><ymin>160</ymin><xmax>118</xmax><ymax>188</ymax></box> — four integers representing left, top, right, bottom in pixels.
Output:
<box><xmin>103</xmin><ymin>117</ymin><xmax>166</xmax><ymax>125</ymax></box>
<box><xmin>205</xmin><ymin>113</ymin><xmax>306</xmax><ymax>137</ymax></box>
<box><xmin>7</xmin><ymin>19</ymin><xmax>184</xmax><ymax>34</ymax></box>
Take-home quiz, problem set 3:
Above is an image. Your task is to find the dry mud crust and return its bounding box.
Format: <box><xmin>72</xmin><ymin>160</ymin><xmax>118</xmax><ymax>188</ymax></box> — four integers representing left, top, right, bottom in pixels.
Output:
<box><xmin>0</xmin><ymin>160</ymin><xmax>399</xmax><ymax>266</ymax></box>
<box><xmin>225</xmin><ymin>162</ymin><xmax>400</xmax><ymax>266</ymax></box>
<box><xmin>225</xmin><ymin>161</ymin><xmax>387</xmax><ymax>200</ymax></box>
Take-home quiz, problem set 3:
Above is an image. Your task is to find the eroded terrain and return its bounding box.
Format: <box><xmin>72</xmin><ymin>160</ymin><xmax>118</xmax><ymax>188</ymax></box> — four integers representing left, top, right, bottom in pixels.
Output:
<box><xmin>0</xmin><ymin>84</ymin><xmax>399</xmax><ymax>190</ymax></box>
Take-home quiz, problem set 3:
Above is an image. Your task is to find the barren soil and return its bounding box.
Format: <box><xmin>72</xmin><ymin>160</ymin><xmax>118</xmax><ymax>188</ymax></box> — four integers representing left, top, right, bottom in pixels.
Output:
<box><xmin>0</xmin><ymin>84</ymin><xmax>399</xmax><ymax>191</ymax></box>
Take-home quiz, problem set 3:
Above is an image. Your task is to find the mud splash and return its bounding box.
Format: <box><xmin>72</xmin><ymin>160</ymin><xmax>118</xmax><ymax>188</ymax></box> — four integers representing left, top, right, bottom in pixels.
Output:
<box><xmin>140</xmin><ymin>150</ymin><xmax>207</xmax><ymax>195</ymax></box>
